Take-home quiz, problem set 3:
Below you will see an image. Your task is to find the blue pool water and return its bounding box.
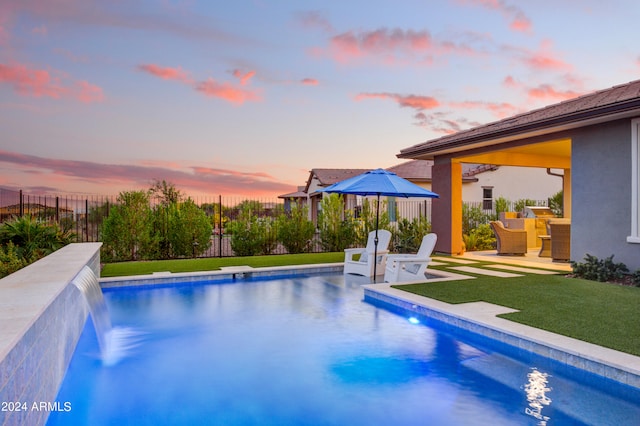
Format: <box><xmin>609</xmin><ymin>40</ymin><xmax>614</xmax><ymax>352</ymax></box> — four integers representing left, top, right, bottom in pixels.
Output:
<box><xmin>49</xmin><ymin>273</ymin><xmax>640</xmax><ymax>425</ymax></box>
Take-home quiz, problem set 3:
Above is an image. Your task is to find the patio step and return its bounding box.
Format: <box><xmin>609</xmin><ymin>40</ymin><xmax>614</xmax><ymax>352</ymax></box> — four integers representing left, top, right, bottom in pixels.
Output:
<box><xmin>484</xmin><ymin>264</ymin><xmax>561</xmax><ymax>275</ymax></box>
<box><xmin>448</xmin><ymin>266</ymin><xmax>523</xmax><ymax>278</ymax></box>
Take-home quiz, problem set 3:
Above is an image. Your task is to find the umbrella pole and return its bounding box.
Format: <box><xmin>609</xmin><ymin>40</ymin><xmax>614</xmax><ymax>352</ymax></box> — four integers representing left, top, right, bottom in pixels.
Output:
<box><xmin>373</xmin><ymin>194</ymin><xmax>380</xmax><ymax>282</ymax></box>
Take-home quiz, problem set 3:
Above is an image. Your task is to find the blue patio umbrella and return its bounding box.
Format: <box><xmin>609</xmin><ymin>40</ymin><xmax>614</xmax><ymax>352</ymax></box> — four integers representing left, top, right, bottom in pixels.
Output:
<box><xmin>323</xmin><ymin>168</ymin><xmax>439</xmax><ymax>279</ymax></box>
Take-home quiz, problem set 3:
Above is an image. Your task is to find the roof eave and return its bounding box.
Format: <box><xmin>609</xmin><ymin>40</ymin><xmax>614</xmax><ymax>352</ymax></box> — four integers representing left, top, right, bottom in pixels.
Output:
<box><xmin>399</xmin><ymin>99</ymin><xmax>640</xmax><ymax>159</ymax></box>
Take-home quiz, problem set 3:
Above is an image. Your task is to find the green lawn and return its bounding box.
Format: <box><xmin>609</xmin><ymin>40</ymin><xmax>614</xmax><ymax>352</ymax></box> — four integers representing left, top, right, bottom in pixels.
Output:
<box><xmin>101</xmin><ymin>252</ymin><xmax>344</xmax><ymax>277</ymax></box>
<box><xmin>394</xmin><ymin>266</ymin><xmax>640</xmax><ymax>357</ymax></box>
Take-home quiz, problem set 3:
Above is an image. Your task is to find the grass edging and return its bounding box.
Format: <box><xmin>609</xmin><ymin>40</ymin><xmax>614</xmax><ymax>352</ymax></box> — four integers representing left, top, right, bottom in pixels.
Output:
<box><xmin>101</xmin><ymin>252</ymin><xmax>345</xmax><ymax>277</ymax></box>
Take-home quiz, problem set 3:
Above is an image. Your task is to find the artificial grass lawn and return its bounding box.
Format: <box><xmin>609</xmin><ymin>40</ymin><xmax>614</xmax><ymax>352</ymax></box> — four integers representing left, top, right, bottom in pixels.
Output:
<box><xmin>394</xmin><ymin>271</ymin><xmax>640</xmax><ymax>357</ymax></box>
<box><xmin>101</xmin><ymin>252</ymin><xmax>345</xmax><ymax>277</ymax></box>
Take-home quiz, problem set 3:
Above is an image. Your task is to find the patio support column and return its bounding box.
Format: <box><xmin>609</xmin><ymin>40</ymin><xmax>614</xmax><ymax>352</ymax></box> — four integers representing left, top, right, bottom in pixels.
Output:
<box><xmin>432</xmin><ymin>158</ymin><xmax>463</xmax><ymax>254</ymax></box>
<box><xmin>563</xmin><ymin>168</ymin><xmax>571</xmax><ymax>218</ymax></box>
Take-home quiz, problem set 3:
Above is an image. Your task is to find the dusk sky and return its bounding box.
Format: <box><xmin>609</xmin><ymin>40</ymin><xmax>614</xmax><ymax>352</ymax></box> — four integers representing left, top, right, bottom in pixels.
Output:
<box><xmin>1</xmin><ymin>0</ymin><xmax>639</xmax><ymax>198</ymax></box>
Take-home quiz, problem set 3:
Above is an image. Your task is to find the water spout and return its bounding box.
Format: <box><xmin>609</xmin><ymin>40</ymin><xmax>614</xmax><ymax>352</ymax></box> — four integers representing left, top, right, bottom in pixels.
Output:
<box><xmin>71</xmin><ymin>266</ymin><xmax>140</xmax><ymax>365</ymax></box>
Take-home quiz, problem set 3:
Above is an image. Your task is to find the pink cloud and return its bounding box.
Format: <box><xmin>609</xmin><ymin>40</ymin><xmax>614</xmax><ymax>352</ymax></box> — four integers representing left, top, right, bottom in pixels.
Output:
<box><xmin>457</xmin><ymin>0</ymin><xmax>532</xmax><ymax>32</ymax></box>
<box><xmin>324</xmin><ymin>28</ymin><xmax>433</xmax><ymax>64</ymax></box>
<box><xmin>0</xmin><ymin>63</ymin><xmax>66</xmax><ymax>98</ymax></box>
<box><xmin>75</xmin><ymin>80</ymin><xmax>104</xmax><ymax>103</ymax></box>
<box><xmin>195</xmin><ymin>78</ymin><xmax>261</xmax><ymax>104</ymax></box>
<box><xmin>449</xmin><ymin>100</ymin><xmax>520</xmax><ymax>118</ymax></box>
<box><xmin>355</xmin><ymin>92</ymin><xmax>440</xmax><ymax>110</ymax></box>
<box><xmin>503</xmin><ymin>75</ymin><xmax>585</xmax><ymax>103</ymax></box>
<box><xmin>523</xmin><ymin>40</ymin><xmax>571</xmax><ymax>71</ymax></box>
<box><xmin>138</xmin><ymin>63</ymin><xmax>191</xmax><ymax>82</ymax></box>
<box><xmin>301</xmin><ymin>78</ymin><xmax>319</xmax><ymax>86</ymax></box>
<box><xmin>232</xmin><ymin>69</ymin><xmax>256</xmax><ymax>86</ymax></box>
<box><xmin>503</xmin><ymin>75</ymin><xmax>519</xmax><ymax>88</ymax></box>
<box><xmin>0</xmin><ymin>150</ymin><xmax>293</xmax><ymax>198</ymax></box>
<box><xmin>527</xmin><ymin>84</ymin><xmax>581</xmax><ymax>101</ymax></box>
<box><xmin>0</xmin><ymin>62</ymin><xmax>104</xmax><ymax>103</ymax></box>
<box><xmin>313</xmin><ymin>26</ymin><xmax>481</xmax><ymax>66</ymax></box>
<box><xmin>295</xmin><ymin>10</ymin><xmax>334</xmax><ymax>33</ymax></box>
<box><xmin>414</xmin><ymin>111</ymin><xmax>485</xmax><ymax>135</ymax></box>
<box><xmin>31</xmin><ymin>25</ymin><xmax>47</xmax><ymax>35</ymax></box>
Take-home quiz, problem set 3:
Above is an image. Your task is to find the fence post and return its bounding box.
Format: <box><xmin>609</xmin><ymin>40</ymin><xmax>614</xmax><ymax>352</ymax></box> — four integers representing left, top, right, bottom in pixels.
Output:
<box><xmin>19</xmin><ymin>190</ymin><xmax>23</xmax><ymax>217</ymax></box>
<box><xmin>85</xmin><ymin>199</ymin><xmax>89</xmax><ymax>242</ymax></box>
<box><xmin>218</xmin><ymin>195</ymin><xmax>223</xmax><ymax>258</ymax></box>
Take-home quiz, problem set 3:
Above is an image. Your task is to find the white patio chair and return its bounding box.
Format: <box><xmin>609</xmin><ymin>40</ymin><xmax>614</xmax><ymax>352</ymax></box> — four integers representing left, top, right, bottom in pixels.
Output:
<box><xmin>343</xmin><ymin>230</ymin><xmax>392</xmax><ymax>277</ymax></box>
<box><xmin>384</xmin><ymin>233</ymin><xmax>437</xmax><ymax>283</ymax></box>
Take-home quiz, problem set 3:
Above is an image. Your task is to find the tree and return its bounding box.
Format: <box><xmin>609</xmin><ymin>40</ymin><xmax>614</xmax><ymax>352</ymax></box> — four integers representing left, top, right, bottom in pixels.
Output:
<box><xmin>150</xmin><ymin>179</ymin><xmax>183</xmax><ymax>206</ymax></box>
<box><xmin>101</xmin><ymin>191</ymin><xmax>154</xmax><ymax>261</ymax></box>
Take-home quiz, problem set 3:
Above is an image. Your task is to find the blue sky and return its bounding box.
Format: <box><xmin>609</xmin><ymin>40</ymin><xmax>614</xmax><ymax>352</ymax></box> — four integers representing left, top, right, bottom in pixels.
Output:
<box><xmin>1</xmin><ymin>0</ymin><xmax>639</xmax><ymax>197</ymax></box>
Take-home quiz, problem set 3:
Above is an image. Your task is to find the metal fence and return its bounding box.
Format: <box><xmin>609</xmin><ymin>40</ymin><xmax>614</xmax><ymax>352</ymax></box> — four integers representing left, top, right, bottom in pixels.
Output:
<box><xmin>1</xmin><ymin>187</ymin><xmax>550</xmax><ymax>257</ymax></box>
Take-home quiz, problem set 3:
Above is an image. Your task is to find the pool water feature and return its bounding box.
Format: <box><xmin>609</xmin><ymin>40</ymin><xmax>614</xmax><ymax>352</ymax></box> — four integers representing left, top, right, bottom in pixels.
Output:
<box><xmin>48</xmin><ymin>273</ymin><xmax>640</xmax><ymax>425</ymax></box>
<box><xmin>71</xmin><ymin>266</ymin><xmax>140</xmax><ymax>367</ymax></box>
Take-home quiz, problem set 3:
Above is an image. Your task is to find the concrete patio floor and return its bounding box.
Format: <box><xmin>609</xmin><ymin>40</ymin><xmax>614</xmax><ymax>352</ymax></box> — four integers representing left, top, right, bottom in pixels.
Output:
<box><xmin>452</xmin><ymin>248</ymin><xmax>573</xmax><ymax>272</ymax></box>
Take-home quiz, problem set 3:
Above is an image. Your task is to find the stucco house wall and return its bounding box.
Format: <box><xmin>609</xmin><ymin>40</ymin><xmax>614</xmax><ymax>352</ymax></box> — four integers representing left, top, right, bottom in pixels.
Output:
<box><xmin>461</xmin><ymin>165</ymin><xmax>563</xmax><ymax>204</ymax></box>
<box><xmin>571</xmin><ymin>119</ymin><xmax>640</xmax><ymax>270</ymax></box>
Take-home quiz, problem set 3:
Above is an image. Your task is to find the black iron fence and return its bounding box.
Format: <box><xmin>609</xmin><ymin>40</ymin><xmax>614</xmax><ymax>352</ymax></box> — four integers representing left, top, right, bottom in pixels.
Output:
<box><xmin>1</xmin><ymin>187</ymin><xmax>551</xmax><ymax>258</ymax></box>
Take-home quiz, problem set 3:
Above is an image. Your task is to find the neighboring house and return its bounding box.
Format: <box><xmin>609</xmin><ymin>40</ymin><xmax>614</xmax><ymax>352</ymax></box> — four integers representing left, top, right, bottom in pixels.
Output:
<box><xmin>397</xmin><ymin>79</ymin><xmax>640</xmax><ymax>270</ymax></box>
<box><xmin>280</xmin><ymin>160</ymin><xmax>561</xmax><ymax>224</ymax></box>
<box><xmin>303</xmin><ymin>168</ymin><xmax>369</xmax><ymax>224</ymax></box>
<box><xmin>278</xmin><ymin>186</ymin><xmax>308</xmax><ymax>213</ymax></box>
<box><xmin>388</xmin><ymin>160</ymin><xmax>562</xmax><ymax>207</ymax></box>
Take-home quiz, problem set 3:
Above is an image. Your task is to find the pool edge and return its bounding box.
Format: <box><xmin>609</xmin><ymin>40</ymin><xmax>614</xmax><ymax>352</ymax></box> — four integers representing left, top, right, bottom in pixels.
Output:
<box><xmin>363</xmin><ymin>283</ymin><xmax>640</xmax><ymax>390</ymax></box>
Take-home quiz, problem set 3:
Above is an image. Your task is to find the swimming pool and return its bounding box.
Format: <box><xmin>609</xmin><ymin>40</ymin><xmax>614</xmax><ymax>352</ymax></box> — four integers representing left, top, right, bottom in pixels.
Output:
<box><xmin>48</xmin><ymin>273</ymin><xmax>640</xmax><ymax>425</ymax></box>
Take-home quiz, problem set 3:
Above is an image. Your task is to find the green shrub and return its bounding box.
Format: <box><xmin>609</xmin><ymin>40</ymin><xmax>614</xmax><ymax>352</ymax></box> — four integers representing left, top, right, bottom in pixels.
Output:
<box><xmin>462</xmin><ymin>204</ymin><xmax>492</xmax><ymax>235</ymax></box>
<box><xmin>571</xmin><ymin>254</ymin><xmax>629</xmax><ymax>282</ymax></box>
<box><xmin>0</xmin><ymin>242</ymin><xmax>29</xmax><ymax>278</ymax></box>
<box><xmin>229</xmin><ymin>207</ymin><xmax>275</xmax><ymax>256</ymax></box>
<box><xmin>318</xmin><ymin>194</ymin><xmax>356</xmax><ymax>252</ymax></box>
<box><xmin>494</xmin><ymin>196</ymin><xmax>510</xmax><ymax>221</ymax></box>
<box><xmin>463</xmin><ymin>223</ymin><xmax>496</xmax><ymax>251</ymax></box>
<box><xmin>632</xmin><ymin>270</ymin><xmax>640</xmax><ymax>287</ymax></box>
<box><xmin>549</xmin><ymin>190</ymin><xmax>563</xmax><ymax>217</ymax></box>
<box><xmin>101</xmin><ymin>190</ymin><xmax>155</xmax><ymax>262</ymax></box>
<box><xmin>514</xmin><ymin>198</ymin><xmax>538</xmax><ymax>213</ymax></box>
<box><xmin>353</xmin><ymin>198</ymin><xmax>390</xmax><ymax>247</ymax></box>
<box><xmin>277</xmin><ymin>204</ymin><xmax>315</xmax><ymax>254</ymax></box>
<box><xmin>167</xmin><ymin>199</ymin><xmax>213</xmax><ymax>258</ymax></box>
<box><xmin>394</xmin><ymin>216</ymin><xmax>431</xmax><ymax>253</ymax></box>
<box><xmin>0</xmin><ymin>215</ymin><xmax>73</xmax><ymax>263</ymax></box>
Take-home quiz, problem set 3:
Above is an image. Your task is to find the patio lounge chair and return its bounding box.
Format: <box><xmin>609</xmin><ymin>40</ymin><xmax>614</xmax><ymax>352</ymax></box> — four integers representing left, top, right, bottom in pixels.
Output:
<box><xmin>489</xmin><ymin>221</ymin><xmax>527</xmax><ymax>255</ymax></box>
<box><xmin>384</xmin><ymin>233</ymin><xmax>437</xmax><ymax>283</ymax></box>
<box><xmin>344</xmin><ymin>230</ymin><xmax>392</xmax><ymax>277</ymax></box>
<box><xmin>549</xmin><ymin>220</ymin><xmax>571</xmax><ymax>262</ymax></box>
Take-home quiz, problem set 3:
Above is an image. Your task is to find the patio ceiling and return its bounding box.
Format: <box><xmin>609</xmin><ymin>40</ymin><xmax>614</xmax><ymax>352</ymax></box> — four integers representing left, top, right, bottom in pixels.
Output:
<box><xmin>453</xmin><ymin>138</ymin><xmax>571</xmax><ymax>169</ymax></box>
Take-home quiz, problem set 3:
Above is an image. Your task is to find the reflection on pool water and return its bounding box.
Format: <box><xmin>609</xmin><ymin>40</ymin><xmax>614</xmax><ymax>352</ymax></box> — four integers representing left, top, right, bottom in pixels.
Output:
<box><xmin>48</xmin><ymin>273</ymin><xmax>640</xmax><ymax>425</ymax></box>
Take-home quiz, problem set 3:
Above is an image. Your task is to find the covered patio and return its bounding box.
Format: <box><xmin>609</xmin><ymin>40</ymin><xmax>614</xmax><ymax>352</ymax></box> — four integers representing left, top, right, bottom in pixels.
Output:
<box><xmin>397</xmin><ymin>80</ymin><xmax>640</xmax><ymax>269</ymax></box>
<box><xmin>400</xmin><ymin>136</ymin><xmax>571</xmax><ymax>256</ymax></box>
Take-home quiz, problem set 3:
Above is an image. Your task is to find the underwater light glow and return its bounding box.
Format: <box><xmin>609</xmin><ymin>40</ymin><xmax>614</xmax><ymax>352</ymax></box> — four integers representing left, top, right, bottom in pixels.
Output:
<box><xmin>408</xmin><ymin>317</ymin><xmax>420</xmax><ymax>324</ymax></box>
